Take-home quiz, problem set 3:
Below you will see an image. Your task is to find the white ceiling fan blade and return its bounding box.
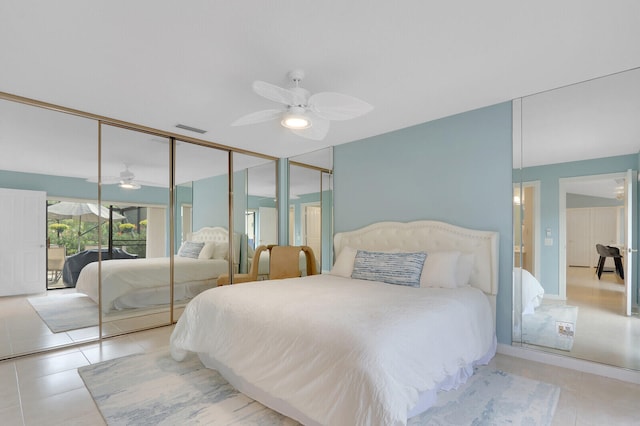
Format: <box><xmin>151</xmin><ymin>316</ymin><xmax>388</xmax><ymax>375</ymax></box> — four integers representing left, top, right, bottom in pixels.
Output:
<box><xmin>292</xmin><ymin>116</ymin><xmax>330</xmax><ymax>140</ymax></box>
<box><xmin>252</xmin><ymin>81</ymin><xmax>299</xmax><ymax>105</ymax></box>
<box><xmin>85</xmin><ymin>176</ymin><xmax>119</xmax><ymax>184</ymax></box>
<box><xmin>309</xmin><ymin>92</ymin><xmax>373</xmax><ymax>120</ymax></box>
<box><xmin>231</xmin><ymin>109</ymin><xmax>283</xmax><ymax>126</ymax></box>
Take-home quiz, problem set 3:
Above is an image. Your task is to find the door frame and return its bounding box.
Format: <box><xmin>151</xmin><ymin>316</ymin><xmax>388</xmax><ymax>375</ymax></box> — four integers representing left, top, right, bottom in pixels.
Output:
<box><xmin>559</xmin><ymin>171</ymin><xmax>628</xmax><ymax>303</ymax></box>
<box><xmin>513</xmin><ymin>181</ymin><xmax>541</xmax><ymax>279</ymax></box>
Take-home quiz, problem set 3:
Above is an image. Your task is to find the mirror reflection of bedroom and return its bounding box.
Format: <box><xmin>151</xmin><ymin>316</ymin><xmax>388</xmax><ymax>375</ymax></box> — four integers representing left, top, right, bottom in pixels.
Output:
<box><xmin>513</xmin><ymin>67</ymin><xmax>640</xmax><ymax>370</ymax></box>
<box><xmin>0</xmin><ymin>95</ymin><xmax>290</xmax><ymax>360</ymax></box>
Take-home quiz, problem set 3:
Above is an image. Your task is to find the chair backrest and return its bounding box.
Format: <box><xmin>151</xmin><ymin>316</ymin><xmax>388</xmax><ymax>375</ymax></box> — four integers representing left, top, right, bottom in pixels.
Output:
<box><xmin>269</xmin><ymin>246</ymin><xmax>304</xmax><ymax>279</ymax></box>
<box><xmin>268</xmin><ymin>245</ymin><xmax>319</xmax><ymax>280</ymax></box>
<box><xmin>596</xmin><ymin>243</ymin><xmax>622</xmax><ymax>258</ymax></box>
<box><xmin>47</xmin><ymin>246</ymin><xmax>66</xmax><ymax>269</ymax></box>
<box><xmin>596</xmin><ymin>244</ymin><xmax>609</xmax><ymax>257</ymax></box>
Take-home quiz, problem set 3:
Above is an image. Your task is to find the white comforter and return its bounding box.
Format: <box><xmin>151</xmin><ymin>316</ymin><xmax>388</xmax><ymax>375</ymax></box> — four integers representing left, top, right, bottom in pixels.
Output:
<box><xmin>513</xmin><ymin>267</ymin><xmax>544</xmax><ymax>316</ymax></box>
<box><xmin>76</xmin><ymin>256</ymin><xmax>229</xmax><ymax>312</ymax></box>
<box><xmin>170</xmin><ymin>274</ymin><xmax>495</xmax><ymax>426</ymax></box>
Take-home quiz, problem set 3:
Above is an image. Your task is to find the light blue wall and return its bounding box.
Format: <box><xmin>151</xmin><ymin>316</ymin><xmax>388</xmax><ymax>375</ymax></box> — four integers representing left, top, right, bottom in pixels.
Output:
<box><xmin>192</xmin><ymin>174</ymin><xmax>228</xmax><ymax>231</ymax></box>
<box><xmin>520</xmin><ymin>154</ymin><xmax>638</xmax><ymax>296</ymax></box>
<box><xmin>334</xmin><ymin>102</ymin><xmax>513</xmax><ymax>344</ymax></box>
<box><xmin>0</xmin><ymin>169</ymin><xmax>168</xmax><ymax>205</ymax></box>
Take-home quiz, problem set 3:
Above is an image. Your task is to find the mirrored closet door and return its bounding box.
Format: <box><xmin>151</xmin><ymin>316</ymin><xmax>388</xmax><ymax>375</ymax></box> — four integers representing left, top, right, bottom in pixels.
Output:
<box><xmin>288</xmin><ymin>147</ymin><xmax>334</xmax><ymax>272</ymax></box>
<box><xmin>513</xmin><ymin>67</ymin><xmax>640</xmax><ymax>370</ymax></box>
<box><xmin>0</xmin><ymin>98</ymin><xmax>100</xmax><ymax>358</ymax></box>
<box><xmin>232</xmin><ymin>153</ymin><xmax>277</xmax><ymax>280</ymax></box>
<box><xmin>173</xmin><ymin>141</ymin><xmax>229</xmax><ymax>320</ymax></box>
<box><xmin>99</xmin><ymin>124</ymin><xmax>171</xmax><ymax>337</ymax></box>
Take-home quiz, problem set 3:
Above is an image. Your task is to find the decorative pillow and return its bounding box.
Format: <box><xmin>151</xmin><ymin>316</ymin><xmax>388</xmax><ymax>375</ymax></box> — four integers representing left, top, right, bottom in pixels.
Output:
<box><xmin>178</xmin><ymin>241</ymin><xmax>205</xmax><ymax>259</ymax></box>
<box><xmin>330</xmin><ymin>246</ymin><xmax>358</xmax><ymax>278</ymax></box>
<box><xmin>198</xmin><ymin>242</ymin><xmax>216</xmax><ymax>259</ymax></box>
<box><xmin>456</xmin><ymin>253</ymin><xmax>475</xmax><ymax>286</ymax></box>
<box><xmin>212</xmin><ymin>242</ymin><xmax>228</xmax><ymax>260</ymax></box>
<box><xmin>351</xmin><ymin>250</ymin><xmax>427</xmax><ymax>287</ymax></box>
<box><xmin>420</xmin><ymin>251</ymin><xmax>461</xmax><ymax>288</ymax></box>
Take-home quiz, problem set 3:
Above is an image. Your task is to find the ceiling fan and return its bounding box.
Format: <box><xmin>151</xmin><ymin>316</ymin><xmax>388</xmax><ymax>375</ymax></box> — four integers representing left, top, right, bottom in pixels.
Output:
<box><xmin>86</xmin><ymin>165</ymin><xmax>150</xmax><ymax>190</ymax></box>
<box><xmin>231</xmin><ymin>70</ymin><xmax>373</xmax><ymax>140</ymax></box>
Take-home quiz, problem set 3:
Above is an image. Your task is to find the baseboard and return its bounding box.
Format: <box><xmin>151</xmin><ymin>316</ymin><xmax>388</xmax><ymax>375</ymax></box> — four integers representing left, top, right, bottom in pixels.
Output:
<box><xmin>497</xmin><ymin>343</ymin><xmax>640</xmax><ymax>385</ymax></box>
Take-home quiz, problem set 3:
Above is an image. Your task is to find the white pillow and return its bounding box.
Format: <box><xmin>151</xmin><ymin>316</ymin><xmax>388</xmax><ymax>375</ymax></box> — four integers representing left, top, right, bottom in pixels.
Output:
<box><xmin>330</xmin><ymin>246</ymin><xmax>358</xmax><ymax>278</ymax></box>
<box><xmin>420</xmin><ymin>251</ymin><xmax>461</xmax><ymax>288</ymax></box>
<box><xmin>456</xmin><ymin>253</ymin><xmax>475</xmax><ymax>286</ymax></box>
<box><xmin>198</xmin><ymin>242</ymin><xmax>216</xmax><ymax>259</ymax></box>
<box><xmin>212</xmin><ymin>242</ymin><xmax>229</xmax><ymax>260</ymax></box>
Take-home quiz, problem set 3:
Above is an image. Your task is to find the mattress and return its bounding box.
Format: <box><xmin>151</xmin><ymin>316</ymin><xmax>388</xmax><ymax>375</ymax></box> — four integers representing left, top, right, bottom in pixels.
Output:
<box><xmin>76</xmin><ymin>256</ymin><xmax>229</xmax><ymax>312</ymax></box>
<box><xmin>170</xmin><ymin>273</ymin><xmax>495</xmax><ymax>425</ymax></box>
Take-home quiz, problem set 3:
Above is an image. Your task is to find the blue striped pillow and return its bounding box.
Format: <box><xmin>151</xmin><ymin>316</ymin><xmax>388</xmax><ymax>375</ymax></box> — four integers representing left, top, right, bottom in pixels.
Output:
<box><xmin>178</xmin><ymin>241</ymin><xmax>205</xmax><ymax>259</ymax></box>
<box><xmin>351</xmin><ymin>250</ymin><xmax>427</xmax><ymax>287</ymax></box>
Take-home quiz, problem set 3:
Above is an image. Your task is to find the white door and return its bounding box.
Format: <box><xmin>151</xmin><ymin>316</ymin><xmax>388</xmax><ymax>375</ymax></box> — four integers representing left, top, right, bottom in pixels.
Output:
<box><xmin>624</xmin><ymin>169</ymin><xmax>636</xmax><ymax>316</ymax></box>
<box><xmin>0</xmin><ymin>188</ymin><xmax>46</xmax><ymax>296</ymax></box>
<box><xmin>258</xmin><ymin>207</ymin><xmax>277</xmax><ymax>246</ymax></box>
<box><xmin>303</xmin><ymin>204</ymin><xmax>322</xmax><ymax>263</ymax></box>
<box><xmin>567</xmin><ymin>208</ymin><xmax>591</xmax><ymax>267</ymax></box>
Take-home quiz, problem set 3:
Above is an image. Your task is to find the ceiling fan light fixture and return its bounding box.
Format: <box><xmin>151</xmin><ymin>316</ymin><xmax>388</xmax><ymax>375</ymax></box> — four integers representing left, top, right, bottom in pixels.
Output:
<box><xmin>119</xmin><ymin>181</ymin><xmax>141</xmax><ymax>190</ymax></box>
<box><xmin>281</xmin><ymin>107</ymin><xmax>311</xmax><ymax>130</ymax></box>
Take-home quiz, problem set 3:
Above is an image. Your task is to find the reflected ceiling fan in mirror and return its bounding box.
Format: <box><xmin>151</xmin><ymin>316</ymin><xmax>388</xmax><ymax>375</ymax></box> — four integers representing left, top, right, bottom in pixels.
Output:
<box><xmin>87</xmin><ymin>164</ymin><xmax>153</xmax><ymax>190</ymax></box>
<box><xmin>231</xmin><ymin>69</ymin><xmax>373</xmax><ymax>140</ymax></box>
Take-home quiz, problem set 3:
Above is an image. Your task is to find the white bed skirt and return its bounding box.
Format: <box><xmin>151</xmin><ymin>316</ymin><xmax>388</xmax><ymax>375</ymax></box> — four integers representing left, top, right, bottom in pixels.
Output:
<box><xmin>112</xmin><ymin>279</ymin><xmax>217</xmax><ymax>310</ymax></box>
<box><xmin>196</xmin><ymin>336</ymin><xmax>497</xmax><ymax>424</ymax></box>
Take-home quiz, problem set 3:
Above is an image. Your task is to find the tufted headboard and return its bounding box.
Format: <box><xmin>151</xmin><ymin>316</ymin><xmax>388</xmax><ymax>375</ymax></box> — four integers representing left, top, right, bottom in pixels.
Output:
<box><xmin>187</xmin><ymin>227</ymin><xmax>241</xmax><ymax>267</ymax></box>
<box><xmin>333</xmin><ymin>220</ymin><xmax>499</xmax><ymax>297</ymax></box>
<box><xmin>188</xmin><ymin>226</ymin><xmax>229</xmax><ymax>244</ymax></box>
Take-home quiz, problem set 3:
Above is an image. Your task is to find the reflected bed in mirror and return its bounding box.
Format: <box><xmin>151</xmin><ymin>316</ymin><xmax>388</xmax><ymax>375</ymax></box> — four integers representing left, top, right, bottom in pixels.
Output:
<box><xmin>75</xmin><ymin>227</ymin><xmax>232</xmax><ymax>313</ymax></box>
<box><xmin>513</xmin><ymin>67</ymin><xmax>640</xmax><ymax>370</ymax></box>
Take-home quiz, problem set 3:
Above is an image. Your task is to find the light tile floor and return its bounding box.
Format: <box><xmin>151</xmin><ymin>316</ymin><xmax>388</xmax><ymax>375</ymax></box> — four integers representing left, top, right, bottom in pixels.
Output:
<box><xmin>521</xmin><ymin>266</ymin><xmax>640</xmax><ymax>370</ymax></box>
<box><xmin>0</xmin><ymin>289</ymin><xmax>180</xmax><ymax>359</ymax></box>
<box><xmin>1</xmin><ymin>324</ymin><xmax>640</xmax><ymax>425</ymax></box>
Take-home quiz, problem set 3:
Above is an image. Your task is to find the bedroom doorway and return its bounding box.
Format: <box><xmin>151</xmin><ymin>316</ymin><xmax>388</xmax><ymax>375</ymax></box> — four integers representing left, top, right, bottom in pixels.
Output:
<box><xmin>559</xmin><ymin>171</ymin><xmax>635</xmax><ymax>314</ymax></box>
<box><xmin>513</xmin><ymin>181</ymin><xmax>540</xmax><ymax>279</ymax></box>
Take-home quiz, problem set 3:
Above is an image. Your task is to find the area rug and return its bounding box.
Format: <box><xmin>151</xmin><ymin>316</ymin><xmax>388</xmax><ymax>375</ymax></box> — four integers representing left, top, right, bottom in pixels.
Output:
<box><xmin>522</xmin><ymin>303</ymin><xmax>578</xmax><ymax>351</ymax></box>
<box><xmin>409</xmin><ymin>369</ymin><xmax>559</xmax><ymax>425</ymax></box>
<box><xmin>79</xmin><ymin>351</ymin><xmax>560</xmax><ymax>426</ymax></box>
<box><xmin>28</xmin><ymin>293</ymin><xmax>98</xmax><ymax>333</ymax></box>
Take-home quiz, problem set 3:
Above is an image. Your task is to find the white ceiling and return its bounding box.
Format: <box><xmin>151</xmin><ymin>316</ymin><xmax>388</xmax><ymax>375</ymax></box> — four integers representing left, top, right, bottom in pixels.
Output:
<box><xmin>1</xmin><ymin>1</ymin><xmax>639</xmax><ymax>163</ymax></box>
<box><xmin>515</xmin><ymin>68</ymin><xmax>640</xmax><ymax>169</ymax></box>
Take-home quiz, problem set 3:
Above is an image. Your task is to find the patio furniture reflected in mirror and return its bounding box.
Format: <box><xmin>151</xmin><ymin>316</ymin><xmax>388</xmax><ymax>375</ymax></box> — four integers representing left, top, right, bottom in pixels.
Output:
<box><xmin>47</xmin><ymin>246</ymin><xmax>66</xmax><ymax>284</ymax></box>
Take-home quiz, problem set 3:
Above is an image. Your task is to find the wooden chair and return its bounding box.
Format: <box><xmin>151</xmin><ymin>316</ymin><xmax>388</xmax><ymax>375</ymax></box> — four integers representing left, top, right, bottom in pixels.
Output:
<box><xmin>217</xmin><ymin>245</ymin><xmax>318</xmax><ymax>285</ymax></box>
<box><xmin>217</xmin><ymin>245</ymin><xmax>268</xmax><ymax>285</ymax></box>
<box><xmin>268</xmin><ymin>245</ymin><xmax>318</xmax><ymax>279</ymax></box>
<box><xmin>47</xmin><ymin>246</ymin><xmax>66</xmax><ymax>283</ymax></box>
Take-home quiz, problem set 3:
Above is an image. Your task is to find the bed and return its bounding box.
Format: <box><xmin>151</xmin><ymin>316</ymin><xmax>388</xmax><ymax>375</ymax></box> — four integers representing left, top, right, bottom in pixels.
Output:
<box><xmin>170</xmin><ymin>220</ymin><xmax>498</xmax><ymax>426</ymax></box>
<box><xmin>512</xmin><ymin>267</ymin><xmax>545</xmax><ymax>337</ymax></box>
<box><xmin>75</xmin><ymin>227</ymin><xmax>236</xmax><ymax>313</ymax></box>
